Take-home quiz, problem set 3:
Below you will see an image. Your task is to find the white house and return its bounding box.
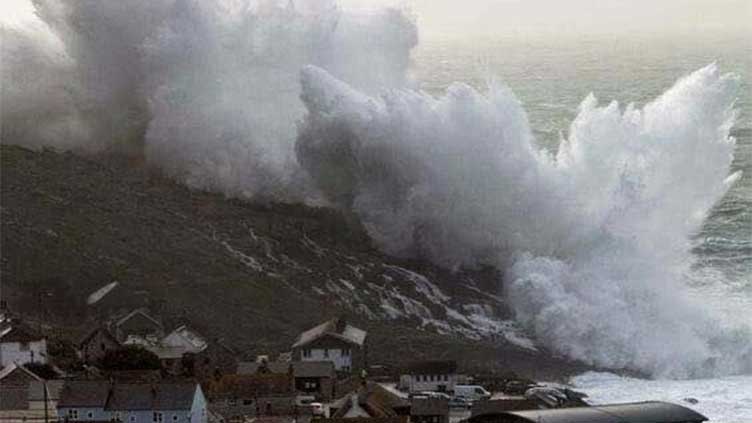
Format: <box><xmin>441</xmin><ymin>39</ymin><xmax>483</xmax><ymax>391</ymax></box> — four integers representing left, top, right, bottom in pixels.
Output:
<box><xmin>57</xmin><ymin>380</ymin><xmax>207</xmax><ymax>423</ymax></box>
<box><xmin>399</xmin><ymin>361</ymin><xmax>465</xmax><ymax>393</ymax></box>
<box><xmin>291</xmin><ymin>318</ymin><xmax>367</xmax><ymax>373</ymax></box>
<box><xmin>0</xmin><ymin>323</ymin><xmax>48</xmax><ymax>368</ymax></box>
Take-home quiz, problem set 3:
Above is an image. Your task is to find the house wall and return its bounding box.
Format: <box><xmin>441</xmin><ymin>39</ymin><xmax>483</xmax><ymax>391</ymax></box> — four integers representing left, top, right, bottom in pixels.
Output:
<box><xmin>292</xmin><ymin>336</ymin><xmax>365</xmax><ymax>372</ymax></box>
<box><xmin>58</xmin><ymin>407</ymin><xmax>194</xmax><ymax>423</ymax></box>
<box><xmin>80</xmin><ymin>331</ymin><xmax>120</xmax><ymax>364</ymax></box>
<box><xmin>398</xmin><ymin>374</ymin><xmax>461</xmax><ymax>393</ymax></box>
<box><xmin>295</xmin><ymin>376</ymin><xmax>334</xmax><ymax>401</ymax></box>
<box><xmin>57</xmin><ymin>406</ymin><xmax>110</xmax><ymax>421</ymax></box>
<box><xmin>0</xmin><ymin>339</ymin><xmax>47</xmax><ymax>367</ymax></box>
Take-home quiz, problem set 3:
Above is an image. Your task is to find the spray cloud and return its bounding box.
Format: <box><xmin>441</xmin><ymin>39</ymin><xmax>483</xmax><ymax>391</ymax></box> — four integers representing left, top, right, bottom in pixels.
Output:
<box><xmin>2</xmin><ymin>0</ymin><xmax>749</xmax><ymax>378</ymax></box>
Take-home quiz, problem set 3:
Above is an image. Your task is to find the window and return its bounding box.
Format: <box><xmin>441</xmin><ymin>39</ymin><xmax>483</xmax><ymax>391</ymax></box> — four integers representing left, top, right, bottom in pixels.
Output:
<box><xmin>88</xmin><ymin>411</ymin><xmax>94</xmax><ymax>419</ymax></box>
<box><xmin>68</xmin><ymin>409</ymin><xmax>79</xmax><ymax>420</ymax></box>
<box><xmin>101</xmin><ymin>343</ymin><xmax>107</xmax><ymax>352</ymax></box>
<box><xmin>153</xmin><ymin>412</ymin><xmax>164</xmax><ymax>423</ymax></box>
<box><xmin>113</xmin><ymin>412</ymin><xmax>122</xmax><ymax>422</ymax></box>
<box><xmin>323</xmin><ymin>349</ymin><xmax>329</xmax><ymax>358</ymax></box>
<box><xmin>172</xmin><ymin>415</ymin><xmax>178</xmax><ymax>422</ymax></box>
<box><xmin>130</xmin><ymin>416</ymin><xmax>136</xmax><ymax>423</ymax></box>
<box><xmin>342</xmin><ymin>366</ymin><xmax>351</xmax><ymax>373</ymax></box>
<box><xmin>302</xmin><ymin>349</ymin><xmax>312</xmax><ymax>358</ymax></box>
<box><xmin>229</xmin><ymin>398</ymin><xmax>237</xmax><ymax>406</ymax></box>
<box><xmin>341</xmin><ymin>348</ymin><xmax>351</xmax><ymax>356</ymax></box>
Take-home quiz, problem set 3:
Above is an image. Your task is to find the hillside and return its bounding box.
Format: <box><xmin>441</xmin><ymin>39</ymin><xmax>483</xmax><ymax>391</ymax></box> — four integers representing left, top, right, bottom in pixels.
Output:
<box><xmin>0</xmin><ymin>145</ymin><xmax>590</xmax><ymax>379</ymax></box>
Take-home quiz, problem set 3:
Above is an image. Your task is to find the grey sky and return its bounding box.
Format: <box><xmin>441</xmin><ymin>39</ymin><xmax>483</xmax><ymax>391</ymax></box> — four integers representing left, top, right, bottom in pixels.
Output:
<box><xmin>344</xmin><ymin>0</ymin><xmax>751</xmax><ymax>38</ymax></box>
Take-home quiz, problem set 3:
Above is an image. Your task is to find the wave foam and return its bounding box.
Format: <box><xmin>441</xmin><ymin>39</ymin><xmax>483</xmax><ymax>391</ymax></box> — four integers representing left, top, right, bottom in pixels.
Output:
<box><xmin>297</xmin><ymin>64</ymin><xmax>751</xmax><ymax>377</ymax></box>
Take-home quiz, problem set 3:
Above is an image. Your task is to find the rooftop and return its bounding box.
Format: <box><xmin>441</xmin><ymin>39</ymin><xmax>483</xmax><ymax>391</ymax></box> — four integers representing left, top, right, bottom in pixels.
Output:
<box><xmin>57</xmin><ymin>380</ymin><xmax>199</xmax><ymax>411</ymax></box>
<box><xmin>292</xmin><ymin>318</ymin><xmax>366</xmax><ymax>349</ymax></box>
<box><xmin>405</xmin><ymin>361</ymin><xmax>457</xmax><ymax>375</ymax></box>
<box><xmin>472</xmin><ymin>401</ymin><xmax>708</xmax><ymax>423</ymax></box>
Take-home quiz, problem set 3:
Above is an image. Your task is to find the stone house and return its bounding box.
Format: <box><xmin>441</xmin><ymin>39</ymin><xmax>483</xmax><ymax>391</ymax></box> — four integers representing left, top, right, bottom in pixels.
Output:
<box><xmin>329</xmin><ymin>382</ymin><xmax>410</xmax><ymax>419</ymax></box>
<box><xmin>56</xmin><ymin>380</ymin><xmax>207</xmax><ymax>423</ymax></box>
<box><xmin>237</xmin><ymin>360</ymin><xmax>337</xmax><ymax>401</ymax></box>
<box><xmin>78</xmin><ymin>326</ymin><xmax>121</xmax><ymax>364</ymax></box>
<box><xmin>291</xmin><ymin>318</ymin><xmax>366</xmax><ymax>374</ymax></box>
<box><xmin>398</xmin><ymin>361</ymin><xmax>462</xmax><ymax>393</ymax></box>
<box><xmin>205</xmin><ymin>373</ymin><xmax>297</xmax><ymax>421</ymax></box>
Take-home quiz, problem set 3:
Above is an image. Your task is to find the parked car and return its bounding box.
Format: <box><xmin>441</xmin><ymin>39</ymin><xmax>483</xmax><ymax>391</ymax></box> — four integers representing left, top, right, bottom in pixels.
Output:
<box><xmin>453</xmin><ymin>385</ymin><xmax>491</xmax><ymax>401</ymax></box>
<box><xmin>448</xmin><ymin>396</ymin><xmax>473</xmax><ymax>409</ymax></box>
<box><xmin>296</xmin><ymin>395</ymin><xmax>316</xmax><ymax>406</ymax></box>
<box><xmin>411</xmin><ymin>391</ymin><xmax>451</xmax><ymax>400</ymax></box>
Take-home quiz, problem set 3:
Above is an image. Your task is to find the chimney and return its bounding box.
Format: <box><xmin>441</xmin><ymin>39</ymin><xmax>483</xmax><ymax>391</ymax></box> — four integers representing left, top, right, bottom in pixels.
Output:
<box><xmin>335</xmin><ymin>317</ymin><xmax>347</xmax><ymax>333</ymax></box>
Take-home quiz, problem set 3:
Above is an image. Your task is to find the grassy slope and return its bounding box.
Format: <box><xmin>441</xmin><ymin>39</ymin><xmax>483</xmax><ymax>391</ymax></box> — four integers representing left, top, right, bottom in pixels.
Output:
<box><xmin>0</xmin><ymin>145</ymin><xmax>591</xmax><ymax>379</ymax></box>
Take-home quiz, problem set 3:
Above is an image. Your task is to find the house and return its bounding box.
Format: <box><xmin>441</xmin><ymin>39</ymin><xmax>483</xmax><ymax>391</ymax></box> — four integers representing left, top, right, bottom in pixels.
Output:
<box><xmin>237</xmin><ymin>360</ymin><xmax>337</xmax><ymax>401</ymax></box>
<box><xmin>466</xmin><ymin>401</ymin><xmax>708</xmax><ymax>423</ymax></box>
<box><xmin>291</xmin><ymin>318</ymin><xmax>367</xmax><ymax>373</ymax></box>
<box><xmin>205</xmin><ymin>373</ymin><xmax>296</xmax><ymax>421</ymax></box>
<box><xmin>398</xmin><ymin>361</ymin><xmax>463</xmax><ymax>393</ymax></box>
<box><xmin>164</xmin><ymin>327</ymin><xmax>237</xmax><ymax>381</ymax></box>
<box><xmin>329</xmin><ymin>382</ymin><xmax>410</xmax><ymax>419</ymax></box>
<box><xmin>56</xmin><ymin>380</ymin><xmax>208</xmax><ymax>423</ymax></box>
<box><xmin>0</xmin><ymin>363</ymin><xmax>42</xmax><ymax>417</ymax></box>
<box><xmin>410</xmin><ymin>398</ymin><xmax>449</xmax><ymax>423</ymax></box>
<box><xmin>112</xmin><ymin>308</ymin><xmax>165</xmax><ymax>343</ymax></box>
<box><xmin>78</xmin><ymin>326</ymin><xmax>121</xmax><ymax>364</ymax></box>
<box><xmin>0</xmin><ymin>322</ymin><xmax>48</xmax><ymax>368</ymax></box>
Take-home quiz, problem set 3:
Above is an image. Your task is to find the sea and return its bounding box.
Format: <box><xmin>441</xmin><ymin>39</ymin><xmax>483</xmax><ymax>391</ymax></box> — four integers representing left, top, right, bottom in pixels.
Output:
<box><xmin>412</xmin><ymin>33</ymin><xmax>751</xmax><ymax>422</ymax></box>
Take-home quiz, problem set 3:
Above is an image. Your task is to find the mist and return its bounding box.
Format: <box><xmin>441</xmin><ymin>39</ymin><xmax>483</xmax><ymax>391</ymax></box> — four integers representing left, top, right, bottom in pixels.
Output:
<box><xmin>2</xmin><ymin>0</ymin><xmax>750</xmax><ymax>378</ymax></box>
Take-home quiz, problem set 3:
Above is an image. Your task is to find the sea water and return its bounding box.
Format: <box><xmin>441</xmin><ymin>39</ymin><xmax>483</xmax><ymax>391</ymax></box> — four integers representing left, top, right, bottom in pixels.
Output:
<box><xmin>412</xmin><ymin>33</ymin><xmax>751</xmax><ymax>422</ymax></box>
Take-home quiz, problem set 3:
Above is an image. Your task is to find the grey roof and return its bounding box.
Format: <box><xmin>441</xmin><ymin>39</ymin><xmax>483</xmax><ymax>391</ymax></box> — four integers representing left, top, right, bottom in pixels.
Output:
<box><xmin>238</xmin><ymin>361</ymin><xmax>292</xmax><ymax>375</ymax></box>
<box><xmin>0</xmin><ymin>324</ymin><xmax>44</xmax><ymax>343</ymax></box>
<box><xmin>238</xmin><ymin>361</ymin><xmax>335</xmax><ymax>379</ymax></box>
<box><xmin>107</xmin><ymin>383</ymin><xmax>197</xmax><ymax>411</ymax></box>
<box><xmin>115</xmin><ymin>308</ymin><xmax>163</xmax><ymax>330</ymax></box>
<box><xmin>58</xmin><ymin>380</ymin><xmax>111</xmax><ymax>407</ymax></box>
<box><xmin>0</xmin><ymin>363</ymin><xmax>43</xmax><ymax>383</ymax></box>
<box><xmin>481</xmin><ymin>401</ymin><xmax>707</xmax><ymax>423</ymax></box>
<box><xmin>405</xmin><ymin>361</ymin><xmax>457</xmax><ymax>375</ymax></box>
<box><xmin>292</xmin><ymin>319</ymin><xmax>366</xmax><ymax>348</ymax></box>
<box><xmin>58</xmin><ymin>380</ymin><xmax>199</xmax><ymax>411</ymax></box>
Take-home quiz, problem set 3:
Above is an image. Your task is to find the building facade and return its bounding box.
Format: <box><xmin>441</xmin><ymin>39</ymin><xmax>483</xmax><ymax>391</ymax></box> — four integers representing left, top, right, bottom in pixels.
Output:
<box><xmin>0</xmin><ymin>325</ymin><xmax>47</xmax><ymax>368</ymax></box>
<box><xmin>398</xmin><ymin>361</ymin><xmax>463</xmax><ymax>393</ymax></box>
<box><xmin>291</xmin><ymin>318</ymin><xmax>366</xmax><ymax>373</ymax></box>
<box><xmin>57</xmin><ymin>380</ymin><xmax>207</xmax><ymax>423</ymax></box>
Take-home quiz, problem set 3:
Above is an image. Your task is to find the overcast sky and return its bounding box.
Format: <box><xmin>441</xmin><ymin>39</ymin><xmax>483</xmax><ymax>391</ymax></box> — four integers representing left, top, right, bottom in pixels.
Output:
<box><xmin>344</xmin><ymin>0</ymin><xmax>751</xmax><ymax>38</ymax></box>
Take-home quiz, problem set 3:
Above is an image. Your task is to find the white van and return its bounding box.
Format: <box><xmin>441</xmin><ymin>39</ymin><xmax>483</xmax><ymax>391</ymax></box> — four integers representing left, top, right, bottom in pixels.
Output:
<box><xmin>453</xmin><ymin>385</ymin><xmax>491</xmax><ymax>401</ymax></box>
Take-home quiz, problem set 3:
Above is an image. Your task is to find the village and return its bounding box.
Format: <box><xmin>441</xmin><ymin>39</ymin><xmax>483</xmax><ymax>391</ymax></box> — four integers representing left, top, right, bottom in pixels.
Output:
<box><xmin>0</xmin><ymin>306</ymin><xmax>710</xmax><ymax>423</ymax></box>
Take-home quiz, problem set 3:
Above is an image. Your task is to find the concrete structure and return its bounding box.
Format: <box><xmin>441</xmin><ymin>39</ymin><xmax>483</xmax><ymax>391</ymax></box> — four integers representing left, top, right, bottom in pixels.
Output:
<box><xmin>56</xmin><ymin>380</ymin><xmax>207</xmax><ymax>423</ymax></box>
<box><xmin>466</xmin><ymin>401</ymin><xmax>708</xmax><ymax>423</ymax></box>
<box><xmin>399</xmin><ymin>361</ymin><xmax>463</xmax><ymax>393</ymax></box>
<box><xmin>291</xmin><ymin>318</ymin><xmax>366</xmax><ymax>373</ymax></box>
